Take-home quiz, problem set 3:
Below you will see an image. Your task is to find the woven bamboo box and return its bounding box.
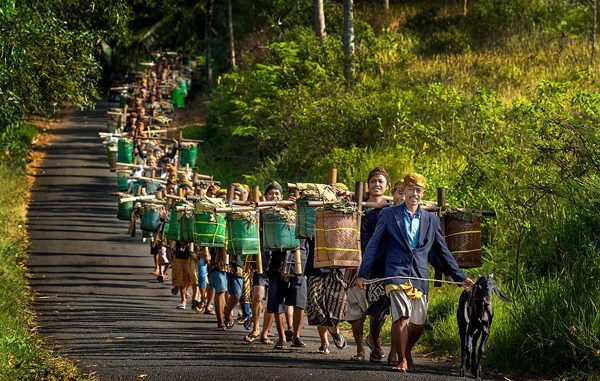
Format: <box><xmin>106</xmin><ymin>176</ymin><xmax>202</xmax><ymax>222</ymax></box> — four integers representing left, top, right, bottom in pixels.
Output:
<box><xmin>314</xmin><ymin>209</ymin><xmax>361</xmax><ymax>269</ymax></box>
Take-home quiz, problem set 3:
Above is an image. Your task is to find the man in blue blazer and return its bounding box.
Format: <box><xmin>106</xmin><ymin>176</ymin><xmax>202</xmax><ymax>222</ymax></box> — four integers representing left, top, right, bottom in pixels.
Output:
<box><xmin>357</xmin><ymin>173</ymin><xmax>473</xmax><ymax>372</ymax></box>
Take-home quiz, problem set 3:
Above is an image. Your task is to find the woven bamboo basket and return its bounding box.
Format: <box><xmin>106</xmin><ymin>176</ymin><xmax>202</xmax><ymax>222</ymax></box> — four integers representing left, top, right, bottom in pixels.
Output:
<box><xmin>193</xmin><ymin>211</ymin><xmax>226</xmax><ymax>248</ymax></box>
<box><xmin>445</xmin><ymin>215</ymin><xmax>482</xmax><ymax>268</ymax></box>
<box><xmin>314</xmin><ymin>209</ymin><xmax>361</xmax><ymax>269</ymax></box>
<box><xmin>226</xmin><ymin>214</ymin><xmax>260</xmax><ymax>258</ymax></box>
<box><xmin>262</xmin><ymin>209</ymin><xmax>299</xmax><ymax>250</ymax></box>
<box><xmin>140</xmin><ymin>204</ymin><xmax>162</xmax><ymax>233</ymax></box>
<box><xmin>295</xmin><ymin>199</ymin><xmax>318</xmax><ymax>238</ymax></box>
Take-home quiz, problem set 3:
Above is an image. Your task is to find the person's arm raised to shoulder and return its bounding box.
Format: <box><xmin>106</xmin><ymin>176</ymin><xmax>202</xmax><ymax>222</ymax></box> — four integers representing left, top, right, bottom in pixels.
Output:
<box><xmin>430</xmin><ymin>215</ymin><xmax>473</xmax><ymax>291</ymax></box>
<box><xmin>357</xmin><ymin>208</ymin><xmax>388</xmax><ymax>288</ymax></box>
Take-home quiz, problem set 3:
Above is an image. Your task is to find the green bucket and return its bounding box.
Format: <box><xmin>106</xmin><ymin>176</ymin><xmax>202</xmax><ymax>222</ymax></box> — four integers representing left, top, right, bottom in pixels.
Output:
<box><xmin>180</xmin><ymin>215</ymin><xmax>195</xmax><ymax>242</ymax></box>
<box><xmin>295</xmin><ymin>199</ymin><xmax>318</xmax><ymax>238</ymax></box>
<box><xmin>166</xmin><ymin>203</ymin><xmax>194</xmax><ymax>242</ymax></box>
<box><xmin>141</xmin><ymin>205</ymin><xmax>162</xmax><ymax>232</ymax></box>
<box><xmin>117</xmin><ymin>200</ymin><xmax>134</xmax><ymax>221</ymax></box>
<box><xmin>171</xmin><ymin>88</ymin><xmax>185</xmax><ymax>109</ymax></box>
<box><xmin>132</xmin><ymin>179</ymin><xmax>146</xmax><ymax>193</ymax></box>
<box><xmin>180</xmin><ymin>144</ymin><xmax>197</xmax><ymax>168</ymax></box>
<box><xmin>227</xmin><ymin>216</ymin><xmax>260</xmax><ymax>257</ymax></box>
<box><xmin>117</xmin><ymin>173</ymin><xmax>130</xmax><ymax>192</ymax></box>
<box><xmin>193</xmin><ymin>212</ymin><xmax>226</xmax><ymax>247</ymax></box>
<box><xmin>117</xmin><ymin>138</ymin><xmax>133</xmax><ymax>164</ymax></box>
<box><xmin>145</xmin><ymin>180</ymin><xmax>159</xmax><ymax>195</ymax></box>
<box><xmin>262</xmin><ymin>210</ymin><xmax>299</xmax><ymax>250</ymax></box>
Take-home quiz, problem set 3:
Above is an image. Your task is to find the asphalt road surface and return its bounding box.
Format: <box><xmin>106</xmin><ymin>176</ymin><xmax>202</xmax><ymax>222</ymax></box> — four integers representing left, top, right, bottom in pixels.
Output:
<box><xmin>28</xmin><ymin>102</ymin><xmax>500</xmax><ymax>381</ymax></box>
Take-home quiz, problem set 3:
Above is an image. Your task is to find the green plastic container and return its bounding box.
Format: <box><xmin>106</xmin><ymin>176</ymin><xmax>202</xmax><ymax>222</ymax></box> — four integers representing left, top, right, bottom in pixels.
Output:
<box><xmin>166</xmin><ymin>203</ymin><xmax>194</xmax><ymax>242</ymax></box>
<box><xmin>145</xmin><ymin>180</ymin><xmax>159</xmax><ymax>195</ymax></box>
<box><xmin>194</xmin><ymin>212</ymin><xmax>226</xmax><ymax>247</ymax></box>
<box><xmin>171</xmin><ymin>88</ymin><xmax>185</xmax><ymax>109</ymax></box>
<box><xmin>117</xmin><ymin>138</ymin><xmax>133</xmax><ymax>164</ymax></box>
<box><xmin>180</xmin><ymin>215</ymin><xmax>195</xmax><ymax>242</ymax></box>
<box><xmin>295</xmin><ymin>199</ymin><xmax>318</xmax><ymax>238</ymax></box>
<box><xmin>227</xmin><ymin>216</ymin><xmax>260</xmax><ymax>257</ymax></box>
<box><xmin>117</xmin><ymin>201</ymin><xmax>134</xmax><ymax>221</ymax></box>
<box><xmin>178</xmin><ymin>78</ymin><xmax>188</xmax><ymax>96</ymax></box>
<box><xmin>117</xmin><ymin>173</ymin><xmax>130</xmax><ymax>192</ymax></box>
<box><xmin>141</xmin><ymin>205</ymin><xmax>162</xmax><ymax>232</ymax></box>
<box><xmin>166</xmin><ymin>206</ymin><xmax>182</xmax><ymax>241</ymax></box>
<box><xmin>180</xmin><ymin>144</ymin><xmax>197</xmax><ymax>168</ymax></box>
<box><xmin>262</xmin><ymin>211</ymin><xmax>299</xmax><ymax>250</ymax></box>
<box><xmin>131</xmin><ymin>179</ymin><xmax>146</xmax><ymax>194</ymax></box>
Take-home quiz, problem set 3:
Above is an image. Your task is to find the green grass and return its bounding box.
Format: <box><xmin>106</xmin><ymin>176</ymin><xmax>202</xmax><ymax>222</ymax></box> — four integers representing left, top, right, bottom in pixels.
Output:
<box><xmin>0</xmin><ymin>126</ymin><xmax>87</xmax><ymax>380</ymax></box>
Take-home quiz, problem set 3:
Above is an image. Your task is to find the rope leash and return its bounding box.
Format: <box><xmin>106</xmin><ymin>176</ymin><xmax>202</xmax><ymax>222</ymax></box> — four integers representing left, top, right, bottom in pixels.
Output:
<box><xmin>364</xmin><ymin>275</ymin><xmax>464</xmax><ymax>285</ymax></box>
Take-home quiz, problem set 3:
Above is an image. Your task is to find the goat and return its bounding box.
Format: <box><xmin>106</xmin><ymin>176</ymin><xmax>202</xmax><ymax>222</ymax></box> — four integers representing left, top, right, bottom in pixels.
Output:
<box><xmin>457</xmin><ymin>274</ymin><xmax>512</xmax><ymax>379</ymax></box>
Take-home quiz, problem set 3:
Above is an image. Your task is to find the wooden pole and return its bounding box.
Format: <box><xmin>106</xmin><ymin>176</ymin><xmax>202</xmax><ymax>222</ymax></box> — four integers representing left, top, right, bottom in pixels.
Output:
<box><xmin>252</xmin><ymin>186</ymin><xmax>263</xmax><ymax>274</ymax></box>
<box><xmin>434</xmin><ymin>187</ymin><xmax>446</xmax><ymax>287</ymax></box>
<box><xmin>328</xmin><ymin>168</ymin><xmax>337</xmax><ymax>184</ymax></box>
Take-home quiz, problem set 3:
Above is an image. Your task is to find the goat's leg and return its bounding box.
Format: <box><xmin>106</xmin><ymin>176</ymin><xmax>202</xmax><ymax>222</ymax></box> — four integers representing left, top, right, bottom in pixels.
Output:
<box><xmin>470</xmin><ymin>329</ymin><xmax>482</xmax><ymax>378</ymax></box>
<box><xmin>465</xmin><ymin>325</ymin><xmax>478</xmax><ymax>372</ymax></box>
<box><xmin>459</xmin><ymin>325</ymin><xmax>467</xmax><ymax>377</ymax></box>
<box><xmin>475</xmin><ymin>330</ymin><xmax>489</xmax><ymax>380</ymax></box>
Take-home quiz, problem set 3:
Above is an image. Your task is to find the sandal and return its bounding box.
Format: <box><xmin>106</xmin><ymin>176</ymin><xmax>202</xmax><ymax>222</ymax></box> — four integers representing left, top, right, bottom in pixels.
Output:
<box><xmin>157</xmin><ymin>275</ymin><xmax>164</xmax><ymax>283</ymax></box>
<box><xmin>392</xmin><ymin>364</ymin><xmax>408</xmax><ymax>373</ymax></box>
<box><xmin>284</xmin><ymin>329</ymin><xmax>293</xmax><ymax>342</ymax></box>
<box><xmin>259</xmin><ymin>337</ymin><xmax>274</xmax><ymax>345</ymax></box>
<box><xmin>369</xmin><ymin>347</ymin><xmax>385</xmax><ymax>363</ymax></box>
<box><xmin>244</xmin><ymin>333</ymin><xmax>259</xmax><ymax>343</ymax></box>
<box><xmin>171</xmin><ymin>287</ymin><xmax>178</xmax><ymax>296</ymax></box>
<box><xmin>351</xmin><ymin>354</ymin><xmax>366</xmax><ymax>361</ymax></box>
<box><xmin>215</xmin><ymin>326</ymin><xmax>226</xmax><ymax>331</ymax></box>
<box><xmin>225</xmin><ymin>318</ymin><xmax>234</xmax><ymax>329</ymax></box>
<box><xmin>273</xmin><ymin>340</ymin><xmax>287</xmax><ymax>350</ymax></box>
<box><xmin>291</xmin><ymin>337</ymin><xmax>307</xmax><ymax>348</ymax></box>
<box><xmin>328</xmin><ymin>329</ymin><xmax>347</xmax><ymax>350</ymax></box>
<box><xmin>204</xmin><ymin>306</ymin><xmax>216</xmax><ymax>315</ymax></box>
<box><xmin>387</xmin><ymin>357</ymin><xmax>399</xmax><ymax>367</ymax></box>
<box><xmin>317</xmin><ymin>344</ymin><xmax>330</xmax><ymax>354</ymax></box>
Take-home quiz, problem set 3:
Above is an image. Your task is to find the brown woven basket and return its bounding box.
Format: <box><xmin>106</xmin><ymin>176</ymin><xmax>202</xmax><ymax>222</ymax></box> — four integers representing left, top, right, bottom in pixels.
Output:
<box><xmin>444</xmin><ymin>215</ymin><xmax>482</xmax><ymax>268</ymax></box>
<box><xmin>314</xmin><ymin>209</ymin><xmax>361</xmax><ymax>269</ymax></box>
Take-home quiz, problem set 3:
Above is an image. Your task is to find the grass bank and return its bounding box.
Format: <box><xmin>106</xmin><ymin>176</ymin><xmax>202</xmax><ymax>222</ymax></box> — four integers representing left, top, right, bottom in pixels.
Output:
<box><xmin>0</xmin><ymin>124</ymin><xmax>85</xmax><ymax>380</ymax></box>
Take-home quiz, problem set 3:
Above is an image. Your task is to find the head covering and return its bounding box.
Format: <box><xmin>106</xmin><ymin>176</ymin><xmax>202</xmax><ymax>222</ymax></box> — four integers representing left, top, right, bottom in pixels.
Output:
<box><xmin>179</xmin><ymin>181</ymin><xmax>193</xmax><ymax>190</ymax></box>
<box><xmin>216</xmin><ymin>189</ymin><xmax>228</xmax><ymax>198</ymax></box>
<box><xmin>231</xmin><ymin>183</ymin><xmax>245</xmax><ymax>196</ymax></box>
<box><xmin>393</xmin><ymin>179</ymin><xmax>404</xmax><ymax>191</ymax></box>
<box><xmin>403</xmin><ymin>173</ymin><xmax>427</xmax><ymax>189</ymax></box>
<box><xmin>368</xmin><ymin>167</ymin><xmax>390</xmax><ymax>187</ymax></box>
<box><xmin>333</xmin><ymin>183</ymin><xmax>348</xmax><ymax>191</ymax></box>
<box><xmin>265</xmin><ymin>181</ymin><xmax>283</xmax><ymax>195</ymax></box>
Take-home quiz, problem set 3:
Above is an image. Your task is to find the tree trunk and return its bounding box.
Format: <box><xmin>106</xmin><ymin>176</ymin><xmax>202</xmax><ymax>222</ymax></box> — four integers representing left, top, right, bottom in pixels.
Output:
<box><xmin>204</xmin><ymin>0</ymin><xmax>214</xmax><ymax>92</ymax></box>
<box><xmin>463</xmin><ymin>0</ymin><xmax>468</xmax><ymax>16</ymax></box>
<box><xmin>343</xmin><ymin>0</ymin><xmax>355</xmax><ymax>82</ymax></box>
<box><xmin>382</xmin><ymin>0</ymin><xmax>389</xmax><ymax>11</ymax></box>
<box><xmin>312</xmin><ymin>0</ymin><xmax>326</xmax><ymax>40</ymax></box>
<box><xmin>591</xmin><ymin>0</ymin><xmax>597</xmax><ymax>66</ymax></box>
<box><xmin>227</xmin><ymin>0</ymin><xmax>236</xmax><ymax>70</ymax></box>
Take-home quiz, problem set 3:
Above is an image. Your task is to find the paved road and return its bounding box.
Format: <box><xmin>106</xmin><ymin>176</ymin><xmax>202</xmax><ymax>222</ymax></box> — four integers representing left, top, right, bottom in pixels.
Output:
<box><xmin>28</xmin><ymin>102</ymin><xmax>498</xmax><ymax>381</ymax></box>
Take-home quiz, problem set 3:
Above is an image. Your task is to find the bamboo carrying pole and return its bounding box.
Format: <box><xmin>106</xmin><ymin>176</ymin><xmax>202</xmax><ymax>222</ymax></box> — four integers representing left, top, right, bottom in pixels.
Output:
<box><xmin>252</xmin><ymin>186</ymin><xmax>263</xmax><ymax>274</ymax></box>
<box><xmin>434</xmin><ymin>187</ymin><xmax>446</xmax><ymax>288</ymax></box>
<box><xmin>328</xmin><ymin>168</ymin><xmax>337</xmax><ymax>184</ymax></box>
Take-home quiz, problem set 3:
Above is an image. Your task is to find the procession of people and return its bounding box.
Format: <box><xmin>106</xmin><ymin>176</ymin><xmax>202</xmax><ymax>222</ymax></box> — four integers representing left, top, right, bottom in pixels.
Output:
<box><xmin>103</xmin><ymin>52</ymin><xmax>474</xmax><ymax>374</ymax></box>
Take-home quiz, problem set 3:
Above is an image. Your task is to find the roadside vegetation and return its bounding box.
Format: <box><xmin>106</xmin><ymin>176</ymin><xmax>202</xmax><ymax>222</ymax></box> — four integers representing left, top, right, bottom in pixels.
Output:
<box><xmin>195</xmin><ymin>1</ymin><xmax>600</xmax><ymax>378</ymax></box>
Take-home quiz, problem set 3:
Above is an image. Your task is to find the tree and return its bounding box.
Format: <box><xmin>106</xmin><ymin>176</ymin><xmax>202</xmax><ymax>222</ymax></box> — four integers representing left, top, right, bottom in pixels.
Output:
<box><xmin>313</xmin><ymin>0</ymin><xmax>326</xmax><ymax>40</ymax></box>
<box><xmin>382</xmin><ymin>0</ymin><xmax>389</xmax><ymax>11</ymax></box>
<box><xmin>343</xmin><ymin>0</ymin><xmax>355</xmax><ymax>82</ymax></box>
<box><xmin>205</xmin><ymin>0</ymin><xmax>214</xmax><ymax>91</ymax></box>
<box><xmin>226</xmin><ymin>0</ymin><xmax>236</xmax><ymax>70</ymax></box>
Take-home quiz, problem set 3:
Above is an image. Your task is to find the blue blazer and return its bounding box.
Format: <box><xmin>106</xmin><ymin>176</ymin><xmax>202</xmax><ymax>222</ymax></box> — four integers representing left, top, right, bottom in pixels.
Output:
<box><xmin>358</xmin><ymin>204</ymin><xmax>466</xmax><ymax>295</ymax></box>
